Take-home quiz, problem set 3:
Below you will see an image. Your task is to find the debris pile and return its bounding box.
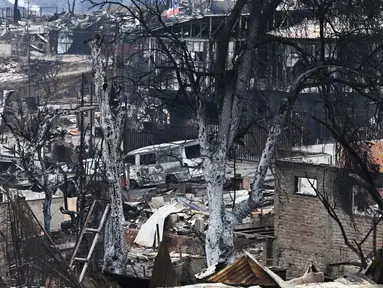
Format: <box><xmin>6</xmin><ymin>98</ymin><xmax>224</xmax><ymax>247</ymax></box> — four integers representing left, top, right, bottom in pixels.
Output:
<box><xmin>192</xmin><ymin>258</ymin><xmax>383</xmax><ymax>288</ymax></box>
<box><xmin>46</xmin><ymin>11</ymin><xmax>139</xmax><ymax>32</ymax></box>
<box><xmin>0</xmin><ymin>58</ymin><xmax>20</xmax><ymax>74</ymax></box>
<box><xmin>122</xmin><ymin>179</ymin><xmax>276</xmax><ymax>283</ymax></box>
<box><xmin>123</xmin><ymin>185</ymin><xmax>208</xmax><ymax>280</ymax></box>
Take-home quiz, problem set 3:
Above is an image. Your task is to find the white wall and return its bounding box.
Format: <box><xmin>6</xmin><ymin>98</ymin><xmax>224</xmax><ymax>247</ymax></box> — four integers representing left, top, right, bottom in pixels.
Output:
<box><xmin>0</xmin><ymin>43</ymin><xmax>12</xmax><ymax>57</ymax></box>
<box><xmin>283</xmin><ymin>154</ymin><xmax>333</xmax><ymax>165</ymax></box>
<box><xmin>292</xmin><ymin>143</ymin><xmax>337</xmax><ymax>165</ymax></box>
<box><xmin>27</xmin><ymin>197</ymin><xmax>66</xmax><ymax>231</ymax></box>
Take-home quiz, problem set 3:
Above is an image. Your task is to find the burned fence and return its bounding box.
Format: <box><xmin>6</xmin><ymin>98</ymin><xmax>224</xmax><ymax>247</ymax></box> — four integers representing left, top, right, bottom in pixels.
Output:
<box><xmin>123</xmin><ymin>124</ymin><xmax>199</xmax><ymax>154</ymax></box>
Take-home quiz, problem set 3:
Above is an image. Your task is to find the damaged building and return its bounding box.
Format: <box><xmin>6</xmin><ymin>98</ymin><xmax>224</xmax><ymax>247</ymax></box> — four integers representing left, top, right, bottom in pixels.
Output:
<box><xmin>273</xmin><ymin>154</ymin><xmax>383</xmax><ymax>278</ymax></box>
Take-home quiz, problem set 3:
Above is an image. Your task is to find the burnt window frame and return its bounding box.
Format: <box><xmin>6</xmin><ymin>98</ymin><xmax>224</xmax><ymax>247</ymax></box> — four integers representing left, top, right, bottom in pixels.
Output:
<box><xmin>185</xmin><ymin>144</ymin><xmax>201</xmax><ymax>159</ymax></box>
<box><xmin>157</xmin><ymin>147</ymin><xmax>182</xmax><ymax>164</ymax></box>
<box><xmin>126</xmin><ymin>155</ymin><xmax>136</xmax><ymax>165</ymax></box>
<box><xmin>294</xmin><ymin>176</ymin><xmax>317</xmax><ymax>197</ymax></box>
<box><xmin>352</xmin><ymin>185</ymin><xmax>375</xmax><ymax>216</ymax></box>
<box><xmin>139</xmin><ymin>153</ymin><xmax>156</xmax><ymax>165</ymax></box>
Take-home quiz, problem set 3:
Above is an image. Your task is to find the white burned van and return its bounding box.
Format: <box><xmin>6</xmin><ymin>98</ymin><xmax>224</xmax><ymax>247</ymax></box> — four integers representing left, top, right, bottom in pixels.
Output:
<box><xmin>125</xmin><ymin>139</ymin><xmax>204</xmax><ymax>188</ymax></box>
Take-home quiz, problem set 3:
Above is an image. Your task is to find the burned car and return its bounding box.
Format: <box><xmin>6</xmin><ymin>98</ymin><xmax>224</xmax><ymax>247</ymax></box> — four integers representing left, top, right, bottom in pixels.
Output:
<box><xmin>125</xmin><ymin>140</ymin><xmax>203</xmax><ymax>188</ymax></box>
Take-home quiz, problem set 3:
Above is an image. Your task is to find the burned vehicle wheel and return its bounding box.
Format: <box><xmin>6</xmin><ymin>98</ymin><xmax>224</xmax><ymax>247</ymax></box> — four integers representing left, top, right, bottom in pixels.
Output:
<box><xmin>166</xmin><ymin>174</ymin><xmax>178</xmax><ymax>184</ymax></box>
<box><xmin>130</xmin><ymin>179</ymin><xmax>139</xmax><ymax>188</ymax></box>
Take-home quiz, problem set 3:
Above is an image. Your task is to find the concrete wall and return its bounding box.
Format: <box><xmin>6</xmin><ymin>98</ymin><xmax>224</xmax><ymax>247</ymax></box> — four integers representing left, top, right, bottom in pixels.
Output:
<box><xmin>0</xmin><ymin>43</ymin><xmax>12</xmax><ymax>57</ymax></box>
<box><xmin>25</xmin><ymin>197</ymin><xmax>66</xmax><ymax>231</ymax></box>
<box><xmin>274</xmin><ymin>161</ymin><xmax>383</xmax><ymax>278</ymax></box>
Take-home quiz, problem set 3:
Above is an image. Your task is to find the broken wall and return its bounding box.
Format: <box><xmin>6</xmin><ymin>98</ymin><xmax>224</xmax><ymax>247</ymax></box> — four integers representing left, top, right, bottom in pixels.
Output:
<box><xmin>274</xmin><ymin>160</ymin><xmax>383</xmax><ymax>278</ymax></box>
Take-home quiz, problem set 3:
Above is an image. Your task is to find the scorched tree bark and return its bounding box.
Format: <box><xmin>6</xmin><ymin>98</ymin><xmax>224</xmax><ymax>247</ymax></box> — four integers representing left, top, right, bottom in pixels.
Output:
<box><xmin>89</xmin><ymin>35</ymin><xmax>127</xmax><ymax>274</ymax></box>
<box><xmin>200</xmin><ymin>64</ymin><xmax>326</xmax><ymax>266</ymax></box>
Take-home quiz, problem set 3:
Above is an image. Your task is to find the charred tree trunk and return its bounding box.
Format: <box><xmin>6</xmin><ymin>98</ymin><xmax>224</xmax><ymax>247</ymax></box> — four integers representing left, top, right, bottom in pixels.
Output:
<box><xmin>233</xmin><ymin>66</ymin><xmax>326</xmax><ymax>220</ymax></box>
<box><xmin>43</xmin><ymin>192</ymin><xmax>52</xmax><ymax>232</ymax></box>
<box><xmin>232</xmin><ymin>99</ymin><xmax>292</xmax><ymax>221</ymax></box>
<box><xmin>37</xmin><ymin>146</ymin><xmax>54</xmax><ymax>233</ymax></box>
<box><xmin>201</xmin><ymin>64</ymin><xmax>325</xmax><ymax>266</ymax></box>
<box><xmin>89</xmin><ymin>35</ymin><xmax>127</xmax><ymax>274</ymax></box>
<box><xmin>13</xmin><ymin>0</ymin><xmax>18</xmax><ymax>24</ymax></box>
<box><xmin>198</xmin><ymin>122</ymin><xmax>238</xmax><ymax>266</ymax></box>
<box><xmin>200</xmin><ymin>137</ymin><xmax>235</xmax><ymax>266</ymax></box>
<box><xmin>71</xmin><ymin>0</ymin><xmax>75</xmax><ymax>14</ymax></box>
<box><xmin>200</xmin><ymin>0</ymin><xmax>282</xmax><ymax>266</ymax></box>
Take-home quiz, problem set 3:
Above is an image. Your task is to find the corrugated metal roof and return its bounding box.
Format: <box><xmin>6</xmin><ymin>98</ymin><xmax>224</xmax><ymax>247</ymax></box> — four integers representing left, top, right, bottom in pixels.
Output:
<box><xmin>208</xmin><ymin>256</ymin><xmax>259</xmax><ymax>285</ymax></box>
<box><xmin>207</xmin><ymin>252</ymin><xmax>280</xmax><ymax>287</ymax></box>
<box><xmin>245</xmin><ymin>251</ymin><xmax>292</xmax><ymax>288</ymax></box>
<box><xmin>134</xmin><ymin>202</ymin><xmax>184</xmax><ymax>247</ymax></box>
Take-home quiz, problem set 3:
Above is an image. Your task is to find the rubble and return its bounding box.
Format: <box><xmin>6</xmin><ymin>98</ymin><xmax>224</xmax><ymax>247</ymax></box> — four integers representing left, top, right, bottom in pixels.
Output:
<box><xmin>0</xmin><ymin>58</ymin><xmax>20</xmax><ymax>74</ymax></box>
<box><xmin>288</xmin><ymin>265</ymin><xmax>324</xmax><ymax>285</ymax></box>
<box><xmin>293</xmin><ymin>275</ymin><xmax>383</xmax><ymax>287</ymax></box>
<box><xmin>120</xmin><ymin>162</ymin><xmax>277</xmax><ymax>284</ymax></box>
<box><xmin>123</xmin><ymin>201</ymin><xmax>150</xmax><ymax>218</ymax></box>
<box><xmin>190</xmin><ymin>255</ymin><xmax>383</xmax><ymax>288</ymax></box>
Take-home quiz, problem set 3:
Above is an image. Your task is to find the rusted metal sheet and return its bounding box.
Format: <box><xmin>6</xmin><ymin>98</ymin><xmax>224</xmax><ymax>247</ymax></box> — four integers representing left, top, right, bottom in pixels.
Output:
<box><xmin>208</xmin><ymin>256</ymin><xmax>257</xmax><ymax>285</ymax></box>
<box><xmin>207</xmin><ymin>251</ymin><xmax>293</xmax><ymax>288</ymax></box>
<box><xmin>150</xmin><ymin>241</ymin><xmax>180</xmax><ymax>288</ymax></box>
<box><xmin>208</xmin><ymin>255</ymin><xmax>277</xmax><ymax>287</ymax></box>
<box><xmin>244</xmin><ymin>251</ymin><xmax>293</xmax><ymax>288</ymax></box>
<box><xmin>362</xmin><ymin>141</ymin><xmax>383</xmax><ymax>172</ymax></box>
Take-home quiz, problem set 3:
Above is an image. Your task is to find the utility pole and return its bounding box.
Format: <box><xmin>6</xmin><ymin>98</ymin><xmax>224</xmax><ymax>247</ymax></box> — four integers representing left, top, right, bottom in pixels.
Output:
<box><xmin>121</xmin><ymin>33</ymin><xmax>126</xmax><ymax>109</ymax></box>
<box><xmin>89</xmin><ymin>79</ymin><xmax>93</xmax><ymax>157</ymax></box>
<box><xmin>76</xmin><ymin>73</ymin><xmax>86</xmax><ymax>236</ymax></box>
<box><xmin>80</xmin><ymin>72</ymin><xmax>85</xmax><ymax>190</ymax></box>
<box><xmin>13</xmin><ymin>0</ymin><xmax>18</xmax><ymax>24</ymax></box>
<box><xmin>27</xmin><ymin>1</ymin><xmax>31</xmax><ymax>101</ymax></box>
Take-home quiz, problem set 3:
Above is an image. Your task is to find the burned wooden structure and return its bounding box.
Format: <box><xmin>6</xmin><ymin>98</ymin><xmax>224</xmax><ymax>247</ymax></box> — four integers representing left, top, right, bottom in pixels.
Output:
<box><xmin>1</xmin><ymin>196</ymin><xmax>81</xmax><ymax>287</ymax></box>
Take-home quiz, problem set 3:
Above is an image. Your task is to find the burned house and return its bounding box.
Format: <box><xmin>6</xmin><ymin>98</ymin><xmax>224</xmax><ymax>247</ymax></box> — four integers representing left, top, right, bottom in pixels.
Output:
<box><xmin>131</xmin><ymin>1</ymin><xmax>383</xmax><ymax>158</ymax></box>
<box><xmin>273</xmin><ymin>157</ymin><xmax>383</xmax><ymax>278</ymax></box>
<box><xmin>121</xmin><ymin>5</ymin><xmax>295</xmax><ymax>155</ymax></box>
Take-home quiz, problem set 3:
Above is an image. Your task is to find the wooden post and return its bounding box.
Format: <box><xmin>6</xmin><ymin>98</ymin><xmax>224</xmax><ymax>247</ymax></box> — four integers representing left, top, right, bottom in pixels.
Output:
<box><xmin>156</xmin><ymin>223</ymin><xmax>160</xmax><ymax>249</ymax></box>
<box><xmin>373</xmin><ymin>214</ymin><xmax>377</xmax><ymax>254</ymax></box>
<box><xmin>263</xmin><ymin>237</ymin><xmax>274</xmax><ymax>266</ymax></box>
